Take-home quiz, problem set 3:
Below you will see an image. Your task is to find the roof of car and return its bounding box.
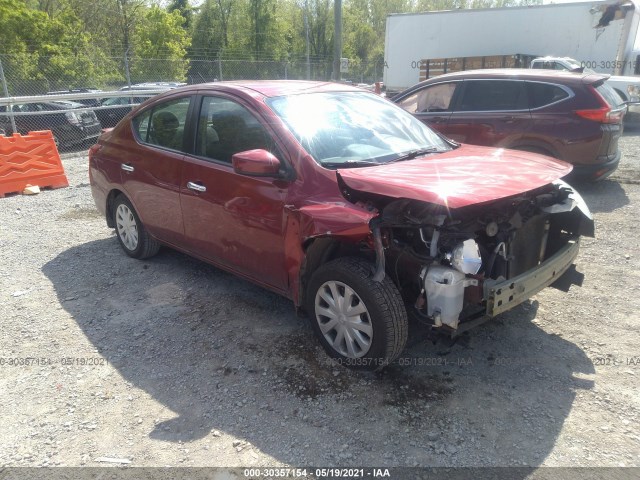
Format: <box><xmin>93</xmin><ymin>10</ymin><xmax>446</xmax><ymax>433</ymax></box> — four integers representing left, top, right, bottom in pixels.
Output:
<box><xmin>176</xmin><ymin>80</ymin><xmax>363</xmax><ymax>98</ymax></box>
<box><xmin>417</xmin><ymin>68</ymin><xmax>609</xmax><ymax>83</ymax></box>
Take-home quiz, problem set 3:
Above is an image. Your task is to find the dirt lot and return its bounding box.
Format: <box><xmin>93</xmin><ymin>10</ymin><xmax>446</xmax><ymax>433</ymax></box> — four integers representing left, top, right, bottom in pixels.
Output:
<box><xmin>1</xmin><ymin>132</ymin><xmax>639</xmax><ymax>471</ymax></box>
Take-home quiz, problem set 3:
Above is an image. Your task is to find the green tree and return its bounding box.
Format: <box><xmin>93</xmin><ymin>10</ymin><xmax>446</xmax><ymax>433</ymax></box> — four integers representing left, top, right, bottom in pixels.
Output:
<box><xmin>168</xmin><ymin>0</ymin><xmax>194</xmax><ymax>30</ymax></box>
<box><xmin>131</xmin><ymin>6</ymin><xmax>191</xmax><ymax>82</ymax></box>
<box><xmin>191</xmin><ymin>0</ymin><xmax>234</xmax><ymax>54</ymax></box>
<box><xmin>307</xmin><ymin>0</ymin><xmax>333</xmax><ymax>58</ymax></box>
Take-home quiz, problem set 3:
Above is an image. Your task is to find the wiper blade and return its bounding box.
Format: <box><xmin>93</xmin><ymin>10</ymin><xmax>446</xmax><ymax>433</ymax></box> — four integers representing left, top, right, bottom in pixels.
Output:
<box><xmin>389</xmin><ymin>147</ymin><xmax>444</xmax><ymax>163</ymax></box>
<box><xmin>321</xmin><ymin>160</ymin><xmax>380</xmax><ymax>169</ymax></box>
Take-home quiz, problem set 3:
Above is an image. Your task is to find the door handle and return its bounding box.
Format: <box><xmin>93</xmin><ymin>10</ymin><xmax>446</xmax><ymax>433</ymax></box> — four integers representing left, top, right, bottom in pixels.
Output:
<box><xmin>500</xmin><ymin>116</ymin><xmax>515</xmax><ymax>123</ymax></box>
<box><xmin>187</xmin><ymin>181</ymin><xmax>207</xmax><ymax>193</ymax></box>
<box><xmin>121</xmin><ymin>163</ymin><xmax>134</xmax><ymax>172</ymax></box>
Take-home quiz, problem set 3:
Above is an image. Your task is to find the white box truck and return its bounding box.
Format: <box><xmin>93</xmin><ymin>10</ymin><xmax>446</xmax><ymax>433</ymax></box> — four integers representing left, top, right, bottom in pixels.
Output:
<box><xmin>384</xmin><ymin>0</ymin><xmax>640</xmax><ymax>98</ymax></box>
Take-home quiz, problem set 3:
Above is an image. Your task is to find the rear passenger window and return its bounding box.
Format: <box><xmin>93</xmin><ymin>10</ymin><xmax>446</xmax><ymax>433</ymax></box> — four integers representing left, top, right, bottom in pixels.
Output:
<box><xmin>195</xmin><ymin>97</ymin><xmax>276</xmax><ymax>163</ymax></box>
<box><xmin>458</xmin><ymin>80</ymin><xmax>527</xmax><ymax>111</ymax></box>
<box><xmin>595</xmin><ymin>83</ymin><xmax>624</xmax><ymax>107</ymax></box>
<box><xmin>527</xmin><ymin>83</ymin><xmax>570</xmax><ymax>108</ymax></box>
<box><xmin>133</xmin><ymin>97</ymin><xmax>190</xmax><ymax>151</ymax></box>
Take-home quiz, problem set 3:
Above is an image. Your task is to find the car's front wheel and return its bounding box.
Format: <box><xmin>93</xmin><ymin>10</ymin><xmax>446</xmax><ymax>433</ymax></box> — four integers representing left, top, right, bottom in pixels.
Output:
<box><xmin>112</xmin><ymin>195</ymin><xmax>160</xmax><ymax>259</ymax></box>
<box><xmin>307</xmin><ymin>257</ymin><xmax>408</xmax><ymax>370</ymax></box>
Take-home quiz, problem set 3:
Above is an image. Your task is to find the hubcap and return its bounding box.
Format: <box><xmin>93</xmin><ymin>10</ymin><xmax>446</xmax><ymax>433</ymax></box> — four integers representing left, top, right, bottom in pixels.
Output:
<box><xmin>315</xmin><ymin>281</ymin><xmax>373</xmax><ymax>358</ymax></box>
<box><xmin>115</xmin><ymin>204</ymin><xmax>139</xmax><ymax>251</ymax></box>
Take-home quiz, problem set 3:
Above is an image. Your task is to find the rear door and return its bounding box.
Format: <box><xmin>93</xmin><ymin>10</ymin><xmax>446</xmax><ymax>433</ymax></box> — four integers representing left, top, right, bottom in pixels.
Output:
<box><xmin>447</xmin><ymin>79</ymin><xmax>532</xmax><ymax>146</ymax></box>
<box><xmin>395</xmin><ymin>81</ymin><xmax>461</xmax><ymax>136</ymax></box>
<box><xmin>120</xmin><ymin>96</ymin><xmax>192</xmax><ymax>246</ymax></box>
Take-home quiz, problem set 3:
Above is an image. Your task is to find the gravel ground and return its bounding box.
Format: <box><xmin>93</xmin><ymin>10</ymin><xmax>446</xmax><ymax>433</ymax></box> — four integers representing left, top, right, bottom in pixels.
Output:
<box><xmin>1</xmin><ymin>132</ymin><xmax>639</xmax><ymax>470</ymax></box>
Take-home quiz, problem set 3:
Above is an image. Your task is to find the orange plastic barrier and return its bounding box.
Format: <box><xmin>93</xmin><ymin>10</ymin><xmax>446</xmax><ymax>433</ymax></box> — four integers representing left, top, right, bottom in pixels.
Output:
<box><xmin>0</xmin><ymin>131</ymin><xmax>68</xmax><ymax>197</ymax></box>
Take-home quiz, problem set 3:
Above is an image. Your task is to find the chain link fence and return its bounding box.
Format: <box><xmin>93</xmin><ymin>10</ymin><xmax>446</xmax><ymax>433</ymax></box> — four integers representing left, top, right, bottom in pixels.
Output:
<box><xmin>0</xmin><ymin>53</ymin><xmax>383</xmax><ymax>148</ymax></box>
<box><xmin>0</xmin><ymin>53</ymin><xmax>383</xmax><ymax>94</ymax></box>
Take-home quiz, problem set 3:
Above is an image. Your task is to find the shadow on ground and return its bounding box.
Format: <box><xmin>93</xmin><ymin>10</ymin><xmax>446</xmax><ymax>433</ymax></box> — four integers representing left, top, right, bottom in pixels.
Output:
<box><xmin>575</xmin><ymin>179</ymin><xmax>630</xmax><ymax>213</ymax></box>
<box><xmin>43</xmin><ymin>238</ymin><xmax>594</xmax><ymax>467</ymax></box>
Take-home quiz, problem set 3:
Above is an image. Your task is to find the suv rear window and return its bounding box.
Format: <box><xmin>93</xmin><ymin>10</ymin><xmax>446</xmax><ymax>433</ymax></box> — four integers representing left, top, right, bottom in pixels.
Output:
<box><xmin>596</xmin><ymin>83</ymin><xmax>624</xmax><ymax>107</ymax></box>
<box><xmin>527</xmin><ymin>82</ymin><xmax>570</xmax><ymax>108</ymax></box>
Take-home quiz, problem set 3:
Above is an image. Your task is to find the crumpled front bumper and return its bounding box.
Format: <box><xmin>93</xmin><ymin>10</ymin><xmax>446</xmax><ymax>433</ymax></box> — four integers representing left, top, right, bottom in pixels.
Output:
<box><xmin>484</xmin><ymin>238</ymin><xmax>580</xmax><ymax>317</ymax></box>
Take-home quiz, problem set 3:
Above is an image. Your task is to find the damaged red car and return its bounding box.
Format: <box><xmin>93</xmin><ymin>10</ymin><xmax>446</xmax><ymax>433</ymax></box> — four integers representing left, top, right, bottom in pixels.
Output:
<box><xmin>89</xmin><ymin>81</ymin><xmax>594</xmax><ymax>370</ymax></box>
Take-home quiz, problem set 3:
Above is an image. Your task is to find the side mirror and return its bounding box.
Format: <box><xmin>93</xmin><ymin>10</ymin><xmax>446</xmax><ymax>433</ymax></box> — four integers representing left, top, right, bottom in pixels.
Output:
<box><xmin>232</xmin><ymin>149</ymin><xmax>281</xmax><ymax>177</ymax></box>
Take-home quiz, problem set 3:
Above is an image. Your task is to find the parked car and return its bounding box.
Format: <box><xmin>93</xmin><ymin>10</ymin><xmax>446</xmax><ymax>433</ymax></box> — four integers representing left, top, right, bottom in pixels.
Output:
<box><xmin>89</xmin><ymin>81</ymin><xmax>594</xmax><ymax>370</ymax></box>
<box><xmin>392</xmin><ymin>69</ymin><xmax>626</xmax><ymax>181</ymax></box>
<box><xmin>95</xmin><ymin>96</ymin><xmax>154</xmax><ymax>128</ymax></box>
<box><xmin>118</xmin><ymin>82</ymin><xmax>186</xmax><ymax>91</ymax></box>
<box><xmin>530</xmin><ymin>56</ymin><xmax>640</xmax><ymax>103</ymax></box>
<box><xmin>95</xmin><ymin>86</ymin><xmax>178</xmax><ymax>128</ymax></box>
<box><xmin>46</xmin><ymin>88</ymin><xmax>104</xmax><ymax>107</ymax></box>
<box><xmin>1</xmin><ymin>100</ymin><xmax>101</xmax><ymax>148</ymax></box>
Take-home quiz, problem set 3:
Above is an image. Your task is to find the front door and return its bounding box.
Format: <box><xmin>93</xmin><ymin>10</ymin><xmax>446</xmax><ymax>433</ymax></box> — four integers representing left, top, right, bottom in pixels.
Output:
<box><xmin>180</xmin><ymin>95</ymin><xmax>289</xmax><ymax>291</ymax></box>
<box><xmin>396</xmin><ymin>81</ymin><xmax>461</xmax><ymax>137</ymax></box>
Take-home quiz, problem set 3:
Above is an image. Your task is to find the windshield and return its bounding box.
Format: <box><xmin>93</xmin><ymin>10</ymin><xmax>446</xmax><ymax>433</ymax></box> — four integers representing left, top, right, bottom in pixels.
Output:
<box><xmin>267</xmin><ymin>91</ymin><xmax>452</xmax><ymax>168</ymax></box>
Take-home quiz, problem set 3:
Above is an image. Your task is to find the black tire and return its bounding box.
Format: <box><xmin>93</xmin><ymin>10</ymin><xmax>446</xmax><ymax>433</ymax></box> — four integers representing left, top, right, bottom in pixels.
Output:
<box><xmin>112</xmin><ymin>195</ymin><xmax>160</xmax><ymax>259</ymax></box>
<box><xmin>306</xmin><ymin>257</ymin><xmax>408</xmax><ymax>371</ymax></box>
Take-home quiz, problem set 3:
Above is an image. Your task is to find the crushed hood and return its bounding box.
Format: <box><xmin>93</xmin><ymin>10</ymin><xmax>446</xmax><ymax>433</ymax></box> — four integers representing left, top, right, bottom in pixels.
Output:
<box><xmin>337</xmin><ymin>145</ymin><xmax>573</xmax><ymax>208</ymax></box>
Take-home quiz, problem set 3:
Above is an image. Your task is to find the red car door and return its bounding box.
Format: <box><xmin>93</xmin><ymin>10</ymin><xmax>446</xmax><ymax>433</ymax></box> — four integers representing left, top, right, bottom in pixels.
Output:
<box><xmin>445</xmin><ymin>79</ymin><xmax>532</xmax><ymax>146</ymax></box>
<box><xmin>120</xmin><ymin>96</ymin><xmax>192</xmax><ymax>246</ymax></box>
<box><xmin>179</xmin><ymin>95</ymin><xmax>289</xmax><ymax>292</ymax></box>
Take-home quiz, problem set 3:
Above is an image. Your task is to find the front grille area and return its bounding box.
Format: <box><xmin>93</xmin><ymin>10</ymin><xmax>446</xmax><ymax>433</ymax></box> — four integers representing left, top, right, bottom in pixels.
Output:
<box><xmin>508</xmin><ymin>214</ymin><xmax>549</xmax><ymax>278</ymax></box>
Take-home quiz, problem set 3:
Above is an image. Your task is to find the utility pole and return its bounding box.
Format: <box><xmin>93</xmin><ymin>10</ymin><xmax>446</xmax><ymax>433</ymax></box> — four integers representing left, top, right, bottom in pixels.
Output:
<box><xmin>332</xmin><ymin>0</ymin><xmax>342</xmax><ymax>82</ymax></box>
<box><xmin>304</xmin><ymin>0</ymin><xmax>311</xmax><ymax>80</ymax></box>
<box><xmin>0</xmin><ymin>57</ymin><xmax>16</xmax><ymax>134</ymax></box>
<box><xmin>124</xmin><ymin>47</ymin><xmax>132</xmax><ymax>89</ymax></box>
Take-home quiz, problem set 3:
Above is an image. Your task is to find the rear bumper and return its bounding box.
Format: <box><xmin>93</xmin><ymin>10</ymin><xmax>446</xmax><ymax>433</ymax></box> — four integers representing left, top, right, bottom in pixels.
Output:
<box><xmin>58</xmin><ymin>123</ymin><xmax>101</xmax><ymax>146</ymax></box>
<box><xmin>485</xmin><ymin>239</ymin><xmax>580</xmax><ymax>317</ymax></box>
<box><xmin>569</xmin><ymin>150</ymin><xmax>621</xmax><ymax>181</ymax></box>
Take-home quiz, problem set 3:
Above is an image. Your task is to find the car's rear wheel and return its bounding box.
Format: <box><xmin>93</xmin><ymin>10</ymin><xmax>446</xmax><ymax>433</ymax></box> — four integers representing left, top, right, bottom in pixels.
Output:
<box><xmin>112</xmin><ymin>195</ymin><xmax>160</xmax><ymax>259</ymax></box>
<box><xmin>307</xmin><ymin>257</ymin><xmax>408</xmax><ymax>370</ymax></box>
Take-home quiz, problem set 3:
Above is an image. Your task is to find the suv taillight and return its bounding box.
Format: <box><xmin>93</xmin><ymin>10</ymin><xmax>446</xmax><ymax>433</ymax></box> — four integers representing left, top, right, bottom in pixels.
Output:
<box><xmin>575</xmin><ymin>106</ymin><xmax>623</xmax><ymax>123</ymax></box>
<box><xmin>575</xmin><ymin>86</ymin><xmax>624</xmax><ymax>124</ymax></box>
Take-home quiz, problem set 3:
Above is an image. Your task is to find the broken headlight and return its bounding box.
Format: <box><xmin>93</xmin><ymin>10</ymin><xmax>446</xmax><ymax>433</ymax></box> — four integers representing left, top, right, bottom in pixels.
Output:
<box><xmin>448</xmin><ymin>239</ymin><xmax>482</xmax><ymax>275</ymax></box>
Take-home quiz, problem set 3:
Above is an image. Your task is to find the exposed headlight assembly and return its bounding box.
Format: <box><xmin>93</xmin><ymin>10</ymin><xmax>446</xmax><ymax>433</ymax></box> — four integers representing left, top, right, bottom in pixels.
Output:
<box><xmin>449</xmin><ymin>239</ymin><xmax>482</xmax><ymax>275</ymax></box>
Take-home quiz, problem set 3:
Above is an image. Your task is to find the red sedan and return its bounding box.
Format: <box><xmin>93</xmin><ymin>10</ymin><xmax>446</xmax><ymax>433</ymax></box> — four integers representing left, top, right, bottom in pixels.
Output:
<box><xmin>89</xmin><ymin>80</ymin><xmax>594</xmax><ymax>370</ymax></box>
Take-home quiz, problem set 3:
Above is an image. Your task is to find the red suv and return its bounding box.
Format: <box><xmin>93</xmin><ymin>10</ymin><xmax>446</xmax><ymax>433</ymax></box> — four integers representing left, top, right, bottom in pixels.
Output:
<box><xmin>89</xmin><ymin>81</ymin><xmax>594</xmax><ymax>369</ymax></box>
<box><xmin>392</xmin><ymin>69</ymin><xmax>626</xmax><ymax>181</ymax></box>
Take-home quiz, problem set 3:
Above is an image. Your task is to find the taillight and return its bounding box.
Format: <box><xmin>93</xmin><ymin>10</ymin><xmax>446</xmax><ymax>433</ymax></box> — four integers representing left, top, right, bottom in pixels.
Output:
<box><xmin>576</xmin><ymin>85</ymin><xmax>625</xmax><ymax>124</ymax></box>
<box><xmin>575</xmin><ymin>106</ymin><xmax>623</xmax><ymax>123</ymax></box>
<box><xmin>65</xmin><ymin>111</ymin><xmax>80</xmax><ymax>126</ymax></box>
<box><xmin>88</xmin><ymin>143</ymin><xmax>102</xmax><ymax>160</ymax></box>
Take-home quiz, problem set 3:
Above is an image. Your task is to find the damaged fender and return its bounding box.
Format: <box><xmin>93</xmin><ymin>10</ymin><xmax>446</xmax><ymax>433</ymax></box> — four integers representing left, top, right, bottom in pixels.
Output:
<box><xmin>284</xmin><ymin>202</ymin><xmax>377</xmax><ymax>305</ymax></box>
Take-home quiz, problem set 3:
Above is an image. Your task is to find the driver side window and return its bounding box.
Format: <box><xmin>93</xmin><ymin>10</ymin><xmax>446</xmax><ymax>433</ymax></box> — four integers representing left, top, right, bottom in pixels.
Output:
<box><xmin>397</xmin><ymin>83</ymin><xmax>458</xmax><ymax>113</ymax></box>
<box><xmin>195</xmin><ymin>96</ymin><xmax>275</xmax><ymax>163</ymax></box>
